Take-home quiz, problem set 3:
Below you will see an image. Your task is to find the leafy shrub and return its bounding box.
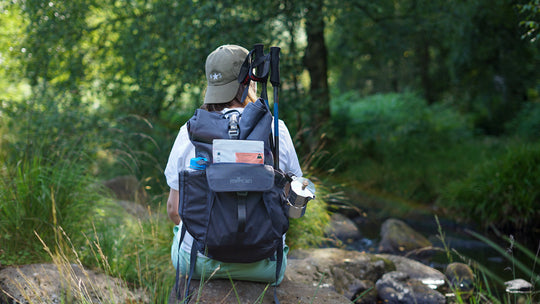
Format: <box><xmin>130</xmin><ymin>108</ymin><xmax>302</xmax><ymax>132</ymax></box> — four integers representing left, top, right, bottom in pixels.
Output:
<box><xmin>326</xmin><ymin>92</ymin><xmax>478</xmax><ymax>203</ymax></box>
<box><xmin>439</xmin><ymin>143</ymin><xmax>540</xmax><ymax>232</ymax></box>
<box><xmin>331</xmin><ymin>92</ymin><xmax>474</xmax><ymax>163</ymax></box>
<box><xmin>505</xmin><ymin>101</ymin><xmax>540</xmax><ymax>141</ymax></box>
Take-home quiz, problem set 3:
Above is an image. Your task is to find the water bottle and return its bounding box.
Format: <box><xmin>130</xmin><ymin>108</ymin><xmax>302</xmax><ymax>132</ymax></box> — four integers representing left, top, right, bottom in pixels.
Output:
<box><xmin>189</xmin><ymin>157</ymin><xmax>208</xmax><ymax>170</ymax></box>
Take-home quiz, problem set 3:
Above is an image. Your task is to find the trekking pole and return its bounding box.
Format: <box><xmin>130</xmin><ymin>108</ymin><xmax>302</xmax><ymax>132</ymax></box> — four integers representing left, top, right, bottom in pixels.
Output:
<box><xmin>238</xmin><ymin>50</ymin><xmax>253</xmax><ymax>104</ymax></box>
<box><xmin>249</xmin><ymin>44</ymin><xmax>270</xmax><ymax>107</ymax></box>
<box><xmin>270</xmin><ymin>46</ymin><xmax>280</xmax><ymax>170</ymax></box>
<box><xmin>253</xmin><ymin>44</ymin><xmax>268</xmax><ymax>103</ymax></box>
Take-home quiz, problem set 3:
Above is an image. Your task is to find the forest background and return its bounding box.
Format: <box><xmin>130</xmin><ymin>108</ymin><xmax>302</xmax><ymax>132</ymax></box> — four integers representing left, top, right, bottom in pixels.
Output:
<box><xmin>0</xmin><ymin>0</ymin><xmax>539</xmax><ymax>302</ymax></box>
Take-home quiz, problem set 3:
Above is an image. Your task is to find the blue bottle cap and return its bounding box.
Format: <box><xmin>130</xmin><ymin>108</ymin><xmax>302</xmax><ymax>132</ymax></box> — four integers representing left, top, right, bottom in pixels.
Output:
<box><xmin>190</xmin><ymin>157</ymin><xmax>208</xmax><ymax>170</ymax></box>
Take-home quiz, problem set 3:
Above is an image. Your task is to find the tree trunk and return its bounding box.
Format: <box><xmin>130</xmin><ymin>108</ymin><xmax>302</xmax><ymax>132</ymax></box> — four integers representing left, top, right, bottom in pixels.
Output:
<box><xmin>417</xmin><ymin>37</ymin><xmax>435</xmax><ymax>104</ymax></box>
<box><xmin>303</xmin><ymin>0</ymin><xmax>330</xmax><ymax>148</ymax></box>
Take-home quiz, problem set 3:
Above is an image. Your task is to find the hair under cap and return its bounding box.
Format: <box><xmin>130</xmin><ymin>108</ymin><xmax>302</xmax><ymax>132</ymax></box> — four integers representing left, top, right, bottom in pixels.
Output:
<box><xmin>204</xmin><ymin>45</ymin><xmax>248</xmax><ymax>104</ymax></box>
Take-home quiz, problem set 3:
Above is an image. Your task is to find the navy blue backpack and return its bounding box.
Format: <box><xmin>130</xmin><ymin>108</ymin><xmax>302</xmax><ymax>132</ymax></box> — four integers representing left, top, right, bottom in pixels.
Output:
<box><xmin>175</xmin><ymin>98</ymin><xmax>289</xmax><ymax>303</ymax></box>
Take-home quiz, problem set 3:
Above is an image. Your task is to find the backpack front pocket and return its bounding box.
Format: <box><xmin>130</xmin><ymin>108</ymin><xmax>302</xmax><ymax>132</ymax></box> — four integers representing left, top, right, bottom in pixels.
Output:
<box><xmin>206</xmin><ymin>163</ymin><xmax>274</xmax><ymax>192</ymax></box>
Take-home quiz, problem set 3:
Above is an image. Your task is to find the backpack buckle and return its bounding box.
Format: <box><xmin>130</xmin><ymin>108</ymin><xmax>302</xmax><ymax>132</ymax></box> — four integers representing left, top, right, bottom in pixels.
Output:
<box><xmin>228</xmin><ymin>126</ymin><xmax>239</xmax><ymax>139</ymax></box>
<box><xmin>227</xmin><ymin>112</ymin><xmax>240</xmax><ymax>139</ymax></box>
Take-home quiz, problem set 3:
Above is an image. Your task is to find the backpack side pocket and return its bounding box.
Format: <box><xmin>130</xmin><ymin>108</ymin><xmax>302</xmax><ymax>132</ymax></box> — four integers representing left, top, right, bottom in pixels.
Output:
<box><xmin>179</xmin><ymin>169</ymin><xmax>212</xmax><ymax>242</ymax></box>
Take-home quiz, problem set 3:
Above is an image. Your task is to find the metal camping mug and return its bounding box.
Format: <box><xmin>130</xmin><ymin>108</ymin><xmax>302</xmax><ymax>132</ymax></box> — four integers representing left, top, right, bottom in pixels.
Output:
<box><xmin>287</xmin><ymin>176</ymin><xmax>316</xmax><ymax>218</ymax></box>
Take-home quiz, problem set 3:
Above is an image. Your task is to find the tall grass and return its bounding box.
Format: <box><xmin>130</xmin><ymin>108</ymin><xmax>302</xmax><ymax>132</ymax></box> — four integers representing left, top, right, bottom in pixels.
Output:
<box><xmin>81</xmin><ymin>202</ymin><xmax>174</xmax><ymax>303</ymax></box>
<box><xmin>435</xmin><ymin>216</ymin><xmax>540</xmax><ymax>304</ymax></box>
<box><xmin>0</xmin><ymin>94</ymin><xmax>108</xmax><ymax>264</ymax></box>
<box><xmin>1</xmin><ymin>222</ymin><xmax>167</xmax><ymax>303</ymax></box>
<box><xmin>468</xmin><ymin>230</ymin><xmax>540</xmax><ymax>290</ymax></box>
<box><xmin>0</xmin><ymin>92</ymin><xmax>170</xmax><ymax>300</ymax></box>
<box><xmin>0</xmin><ymin>155</ymin><xmax>104</xmax><ymax>263</ymax></box>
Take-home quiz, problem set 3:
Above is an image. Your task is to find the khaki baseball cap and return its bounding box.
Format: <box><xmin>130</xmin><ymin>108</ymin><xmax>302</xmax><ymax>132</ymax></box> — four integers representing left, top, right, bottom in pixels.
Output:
<box><xmin>204</xmin><ymin>45</ymin><xmax>249</xmax><ymax>104</ymax></box>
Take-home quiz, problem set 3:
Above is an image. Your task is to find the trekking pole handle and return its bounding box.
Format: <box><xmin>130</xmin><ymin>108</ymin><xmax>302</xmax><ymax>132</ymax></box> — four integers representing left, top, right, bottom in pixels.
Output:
<box><xmin>253</xmin><ymin>44</ymin><xmax>264</xmax><ymax>77</ymax></box>
<box><xmin>254</xmin><ymin>44</ymin><xmax>264</xmax><ymax>57</ymax></box>
<box><xmin>270</xmin><ymin>47</ymin><xmax>280</xmax><ymax>87</ymax></box>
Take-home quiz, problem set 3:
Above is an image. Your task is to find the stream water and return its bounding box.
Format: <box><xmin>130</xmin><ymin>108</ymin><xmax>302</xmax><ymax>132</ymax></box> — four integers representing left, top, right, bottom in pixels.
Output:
<box><xmin>338</xmin><ymin>188</ymin><xmax>539</xmax><ymax>299</ymax></box>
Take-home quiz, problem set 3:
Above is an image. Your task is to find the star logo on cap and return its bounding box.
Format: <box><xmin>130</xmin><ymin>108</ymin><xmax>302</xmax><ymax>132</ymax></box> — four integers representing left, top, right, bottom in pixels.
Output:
<box><xmin>210</xmin><ymin>73</ymin><xmax>222</xmax><ymax>81</ymax></box>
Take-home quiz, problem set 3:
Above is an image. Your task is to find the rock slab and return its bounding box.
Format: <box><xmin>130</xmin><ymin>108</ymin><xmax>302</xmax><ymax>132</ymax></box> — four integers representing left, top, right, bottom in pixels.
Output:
<box><xmin>376</xmin><ymin>271</ymin><xmax>446</xmax><ymax>304</ymax></box>
<box><xmin>0</xmin><ymin>263</ymin><xmax>148</xmax><ymax>304</ymax></box>
<box><xmin>1</xmin><ymin>249</ymin><xmax>453</xmax><ymax>304</ymax></box>
<box><xmin>168</xmin><ymin>278</ymin><xmax>351</xmax><ymax>304</ymax></box>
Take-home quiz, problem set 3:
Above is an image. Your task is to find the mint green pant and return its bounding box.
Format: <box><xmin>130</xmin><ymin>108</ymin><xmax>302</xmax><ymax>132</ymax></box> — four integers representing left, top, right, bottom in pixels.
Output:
<box><xmin>171</xmin><ymin>225</ymin><xmax>288</xmax><ymax>285</ymax></box>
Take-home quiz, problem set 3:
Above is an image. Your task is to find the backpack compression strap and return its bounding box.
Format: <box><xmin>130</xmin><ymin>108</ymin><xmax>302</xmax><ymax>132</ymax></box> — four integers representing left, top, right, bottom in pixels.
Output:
<box><xmin>175</xmin><ymin>225</ymin><xmax>199</xmax><ymax>303</ymax></box>
<box><xmin>274</xmin><ymin>240</ymin><xmax>284</xmax><ymax>304</ymax></box>
<box><xmin>225</xmin><ymin>110</ymin><xmax>249</xmax><ymax>233</ymax></box>
<box><xmin>174</xmin><ymin>225</ymin><xmax>186</xmax><ymax>300</ymax></box>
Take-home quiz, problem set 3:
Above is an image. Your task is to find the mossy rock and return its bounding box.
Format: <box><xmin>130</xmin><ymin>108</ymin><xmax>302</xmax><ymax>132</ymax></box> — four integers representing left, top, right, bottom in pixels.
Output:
<box><xmin>378</xmin><ymin>218</ymin><xmax>432</xmax><ymax>254</ymax></box>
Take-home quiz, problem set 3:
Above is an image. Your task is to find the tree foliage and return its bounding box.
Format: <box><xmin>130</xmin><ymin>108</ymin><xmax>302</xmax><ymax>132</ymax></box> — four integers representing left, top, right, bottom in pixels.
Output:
<box><xmin>3</xmin><ymin>0</ymin><xmax>537</xmax><ymax>145</ymax></box>
<box><xmin>1</xmin><ymin>0</ymin><xmax>538</xmax><ymax>232</ymax></box>
<box><xmin>328</xmin><ymin>0</ymin><xmax>539</xmax><ymax>134</ymax></box>
<box><xmin>516</xmin><ymin>0</ymin><xmax>540</xmax><ymax>43</ymax></box>
<box><xmin>328</xmin><ymin>0</ymin><xmax>451</xmax><ymax>102</ymax></box>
